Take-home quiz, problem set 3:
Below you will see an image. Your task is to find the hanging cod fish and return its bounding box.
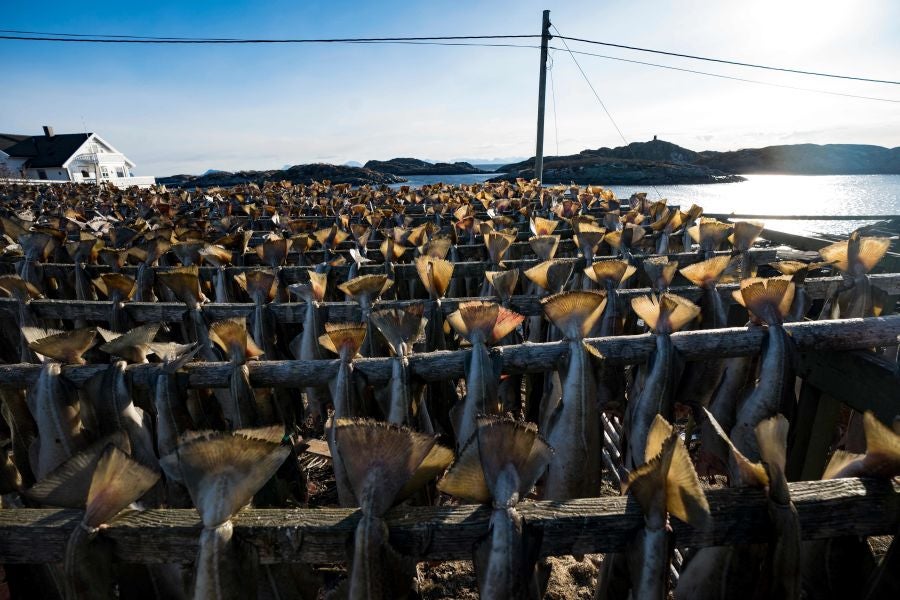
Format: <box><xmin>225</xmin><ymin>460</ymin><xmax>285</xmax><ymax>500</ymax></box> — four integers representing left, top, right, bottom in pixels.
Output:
<box><xmin>159</xmin><ymin>427</ymin><xmax>289</xmax><ymax>600</ymax></box>
<box><xmin>446</xmin><ymin>301</ymin><xmax>525</xmax><ymax>450</ymax></box>
<box><xmin>540</xmin><ymin>290</ymin><xmax>607</xmax><ymax>500</ymax></box>
<box><xmin>334</xmin><ymin>419</ymin><xmax>453</xmax><ymax>600</ymax></box>
<box><xmin>209</xmin><ymin>317</ymin><xmax>268</xmax><ymax>429</ymax></box>
<box><xmin>439</xmin><ymin>416</ymin><xmax>553</xmax><ymax>600</ymax></box>
<box><xmin>818</xmin><ymin>231</ymin><xmax>891</xmax><ymax>319</ymax></box>
<box><xmin>338</xmin><ymin>274</ymin><xmax>394</xmax><ymax>358</ymax></box>
<box><xmin>288</xmin><ymin>271</ymin><xmax>330</xmax><ymax>422</ymax></box>
<box><xmin>625</xmin><ymin>293</ymin><xmax>699</xmax><ymax>470</ymax></box>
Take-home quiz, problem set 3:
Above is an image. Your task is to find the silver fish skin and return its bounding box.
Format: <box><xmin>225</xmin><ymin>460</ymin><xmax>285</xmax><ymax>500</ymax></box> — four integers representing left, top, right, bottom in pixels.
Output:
<box><xmin>64</xmin><ymin>525</ymin><xmax>115</xmax><ymax>600</ymax></box>
<box><xmin>544</xmin><ymin>340</ymin><xmax>602</xmax><ymax>500</ymax></box>
<box><xmin>212</xmin><ymin>266</ymin><xmax>230</xmax><ymax>304</ymax></box>
<box><xmin>298</xmin><ymin>297</ymin><xmax>329</xmax><ymax>419</ymax></box>
<box><xmin>387</xmin><ymin>356</ymin><xmax>413</xmax><ymax>426</ymax></box>
<box><xmin>626</xmin><ymin>521</ymin><xmax>670</xmax><ymax>600</ymax></box>
<box><xmin>27</xmin><ymin>362</ymin><xmax>84</xmax><ymax>480</ymax></box>
<box><xmin>348</xmin><ymin>514</ymin><xmax>390</xmax><ymax>600</ymax></box>
<box><xmin>106</xmin><ymin>362</ymin><xmax>157</xmax><ymax>470</ymax></box>
<box><xmin>195</xmin><ymin>522</ymin><xmax>245</xmax><ymax>600</ymax></box>
<box><xmin>453</xmin><ymin>341</ymin><xmax>499</xmax><ymax>449</ymax></box>
<box><xmin>328</xmin><ymin>345</ymin><xmax>358</xmax><ymax>507</ymax></box>
<box><xmin>731</xmin><ymin>326</ymin><xmax>788</xmax><ymax>461</ymax></box>
<box><xmin>625</xmin><ymin>334</ymin><xmax>675</xmax><ymax>470</ymax></box>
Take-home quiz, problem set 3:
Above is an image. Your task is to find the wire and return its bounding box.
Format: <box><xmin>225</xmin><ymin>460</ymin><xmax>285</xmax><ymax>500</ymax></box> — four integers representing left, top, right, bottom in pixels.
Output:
<box><xmin>0</xmin><ymin>32</ymin><xmax>540</xmax><ymax>44</ymax></box>
<box><xmin>548</xmin><ymin>51</ymin><xmax>560</xmax><ymax>156</ymax></box>
<box><xmin>552</xmin><ymin>25</ymin><xmax>663</xmax><ymax>199</ymax></box>
<box><xmin>556</xmin><ymin>35</ymin><xmax>900</xmax><ymax>86</ymax></box>
<box><xmin>559</xmin><ymin>47</ymin><xmax>900</xmax><ymax>104</ymax></box>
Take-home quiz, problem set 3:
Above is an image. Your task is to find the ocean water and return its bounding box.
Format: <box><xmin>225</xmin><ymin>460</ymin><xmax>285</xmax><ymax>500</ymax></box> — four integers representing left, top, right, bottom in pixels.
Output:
<box><xmin>393</xmin><ymin>173</ymin><xmax>900</xmax><ymax>237</ymax></box>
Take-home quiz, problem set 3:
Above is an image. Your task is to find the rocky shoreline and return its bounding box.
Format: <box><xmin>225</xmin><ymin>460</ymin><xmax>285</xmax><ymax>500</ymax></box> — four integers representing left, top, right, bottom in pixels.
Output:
<box><xmin>157</xmin><ymin>163</ymin><xmax>405</xmax><ymax>188</ymax></box>
<box><xmin>490</xmin><ymin>157</ymin><xmax>744</xmax><ymax>185</ymax></box>
<box><xmin>364</xmin><ymin>157</ymin><xmax>488</xmax><ymax>176</ymax></box>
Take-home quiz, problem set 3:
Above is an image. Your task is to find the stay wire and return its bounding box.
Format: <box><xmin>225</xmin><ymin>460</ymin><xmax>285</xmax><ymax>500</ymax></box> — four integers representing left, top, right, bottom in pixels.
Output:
<box><xmin>548</xmin><ymin>51</ymin><xmax>560</xmax><ymax>157</ymax></box>
<box><xmin>552</xmin><ymin>25</ymin><xmax>663</xmax><ymax>200</ymax></box>
<box><xmin>555</xmin><ymin>35</ymin><xmax>900</xmax><ymax>86</ymax></box>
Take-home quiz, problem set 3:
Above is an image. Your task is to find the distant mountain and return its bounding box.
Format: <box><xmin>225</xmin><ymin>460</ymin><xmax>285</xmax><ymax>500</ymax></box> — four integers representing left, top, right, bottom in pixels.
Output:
<box><xmin>343</xmin><ymin>160</ymin><xmax>363</xmax><ymax>167</ymax></box>
<box><xmin>158</xmin><ymin>163</ymin><xmax>405</xmax><ymax>188</ymax></box>
<box><xmin>202</xmin><ymin>169</ymin><xmax>228</xmax><ymax>176</ymax></box>
<box><xmin>364</xmin><ymin>157</ymin><xmax>489</xmax><ymax>176</ymax></box>
<box><xmin>493</xmin><ymin>139</ymin><xmax>900</xmax><ymax>185</ymax></box>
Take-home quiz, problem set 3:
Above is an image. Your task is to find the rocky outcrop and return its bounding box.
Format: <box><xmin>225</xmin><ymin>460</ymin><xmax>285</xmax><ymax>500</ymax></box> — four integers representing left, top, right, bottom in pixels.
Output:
<box><xmin>695</xmin><ymin>144</ymin><xmax>900</xmax><ymax>175</ymax></box>
<box><xmin>364</xmin><ymin>157</ymin><xmax>489</xmax><ymax>176</ymax></box>
<box><xmin>495</xmin><ymin>139</ymin><xmax>900</xmax><ymax>184</ymax></box>
<box><xmin>157</xmin><ymin>163</ymin><xmax>405</xmax><ymax>188</ymax></box>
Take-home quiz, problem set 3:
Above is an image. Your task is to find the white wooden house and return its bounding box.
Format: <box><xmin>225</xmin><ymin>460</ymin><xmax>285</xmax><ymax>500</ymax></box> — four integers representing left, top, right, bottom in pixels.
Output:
<box><xmin>0</xmin><ymin>126</ymin><xmax>155</xmax><ymax>187</ymax></box>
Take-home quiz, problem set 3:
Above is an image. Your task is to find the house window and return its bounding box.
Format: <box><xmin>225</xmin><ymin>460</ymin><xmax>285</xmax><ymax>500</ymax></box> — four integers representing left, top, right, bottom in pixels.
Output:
<box><xmin>116</xmin><ymin>168</ymin><xmax>125</xmax><ymax>177</ymax></box>
<box><xmin>81</xmin><ymin>170</ymin><xmax>90</xmax><ymax>178</ymax></box>
<box><xmin>100</xmin><ymin>166</ymin><xmax>109</xmax><ymax>178</ymax></box>
<box><xmin>37</xmin><ymin>170</ymin><xmax>47</xmax><ymax>180</ymax></box>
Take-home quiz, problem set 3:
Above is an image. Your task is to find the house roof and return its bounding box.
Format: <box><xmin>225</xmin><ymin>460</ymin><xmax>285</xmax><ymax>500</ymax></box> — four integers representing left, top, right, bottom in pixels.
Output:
<box><xmin>0</xmin><ymin>134</ymin><xmax>30</xmax><ymax>154</ymax></box>
<box><xmin>3</xmin><ymin>133</ymin><xmax>92</xmax><ymax>168</ymax></box>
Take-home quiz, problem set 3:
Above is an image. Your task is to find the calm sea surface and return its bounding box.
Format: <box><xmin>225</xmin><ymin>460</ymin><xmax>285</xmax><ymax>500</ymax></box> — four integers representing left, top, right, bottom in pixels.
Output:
<box><xmin>393</xmin><ymin>173</ymin><xmax>900</xmax><ymax>236</ymax></box>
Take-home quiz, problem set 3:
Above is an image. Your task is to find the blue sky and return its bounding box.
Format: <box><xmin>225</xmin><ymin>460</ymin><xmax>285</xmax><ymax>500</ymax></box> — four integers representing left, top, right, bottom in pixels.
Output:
<box><xmin>1</xmin><ymin>0</ymin><xmax>897</xmax><ymax>175</ymax></box>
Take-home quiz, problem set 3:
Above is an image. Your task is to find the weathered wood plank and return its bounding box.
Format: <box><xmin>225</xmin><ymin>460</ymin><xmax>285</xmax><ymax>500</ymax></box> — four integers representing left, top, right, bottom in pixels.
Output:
<box><xmin>798</xmin><ymin>350</ymin><xmax>900</xmax><ymax>424</ymax></box>
<box><xmin>1</xmin><ymin>270</ymin><xmax>891</xmax><ymax>325</ymax></box>
<box><xmin>0</xmin><ymin>478</ymin><xmax>895</xmax><ymax>564</ymax></box>
<box><xmin>0</xmin><ymin>315</ymin><xmax>897</xmax><ymax>388</ymax></box>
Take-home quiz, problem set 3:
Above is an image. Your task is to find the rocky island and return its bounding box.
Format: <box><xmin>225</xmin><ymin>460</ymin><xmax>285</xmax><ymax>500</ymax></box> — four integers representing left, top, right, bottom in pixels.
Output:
<box><xmin>492</xmin><ymin>139</ymin><xmax>900</xmax><ymax>184</ymax></box>
<box><xmin>363</xmin><ymin>157</ymin><xmax>488</xmax><ymax>176</ymax></box>
<box><xmin>157</xmin><ymin>163</ymin><xmax>405</xmax><ymax>188</ymax></box>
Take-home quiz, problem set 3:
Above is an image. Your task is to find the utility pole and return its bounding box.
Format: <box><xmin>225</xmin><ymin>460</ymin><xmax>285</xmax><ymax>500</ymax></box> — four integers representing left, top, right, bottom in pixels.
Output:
<box><xmin>534</xmin><ymin>9</ymin><xmax>551</xmax><ymax>183</ymax></box>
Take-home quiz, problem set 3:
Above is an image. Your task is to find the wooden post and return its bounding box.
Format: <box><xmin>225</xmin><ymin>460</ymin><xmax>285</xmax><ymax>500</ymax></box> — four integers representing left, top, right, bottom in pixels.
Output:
<box><xmin>534</xmin><ymin>10</ymin><xmax>551</xmax><ymax>182</ymax></box>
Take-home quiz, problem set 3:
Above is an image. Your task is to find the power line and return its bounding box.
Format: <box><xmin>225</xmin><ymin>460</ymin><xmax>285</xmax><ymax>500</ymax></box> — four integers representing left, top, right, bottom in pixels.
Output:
<box><xmin>556</xmin><ymin>35</ymin><xmax>900</xmax><ymax>86</ymax></box>
<box><xmin>551</xmin><ymin>25</ymin><xmax>662</xmax><ymax>200</ymax></box>
<box><xmin>2</xmin><ymin>30</ymin><xmax>896</xmax><ymax>103</ymax></box>
<box><xmin>0</xmin><ymin>32</ymin><xmax>540</xmax><ymax>44</ymax></box>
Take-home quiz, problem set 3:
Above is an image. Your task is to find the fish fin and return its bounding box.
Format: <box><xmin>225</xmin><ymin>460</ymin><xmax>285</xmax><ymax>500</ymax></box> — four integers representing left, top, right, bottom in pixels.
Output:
<box><xmin>338</xmin><ymin>274</ymin><xmax>392</xmax><ymax>301</ymax></box>
<box><xmin>643</xmin><ymin>257</ymin><xmax>679</xmax><ymax>288</ymax></box>
<box><xmin>0</xmin><ymin>275</ymin><xmax>43</xmax><ymax>299</ymax></box>
<box><xmin>447</xmin><ymin>301</ymin><xmax>498</xmax><ymax>342</ymax></box>
<box><xmin>524</xmin><ymin>259</ymin><xmax>573</xmax><ymax>292</ymax></box>
<box><xmin>583</xmin><ymin>340</ymin><xmax>604</xmax><ymax>362</ymax></box>
<box><xmin>529</xmin><ymin>235</ymin><xmax>560</xmax><ymax>261</ymax></box>
<box><xmin>679</xmin><ymin>256</ymin><xmax>731</xmax><ymax>286</ymax></box>
<box><xmin>730</xmin><ymin>221</ymin><xmax>764</xmax><ymax>251</ymax></box>
<box><xmin>739</xmin><ymin>277</ymin><xmax>795</xmax><ymax>324</ymax></box>
<box><xmin>99</xmin><ymin>323</ymin><xmax>160</xmax><ymax>359</ymax></box>
<box><xmin>541</xmin><ymin>290</ymin><xmax>606</xmax><ymax>339</ymax></box>
<box><xmin>860</xmin><ymin>411</ymin><xmax>900</xmax><ymax>477</ymax></box>
<box><xmin>321</xmin><ymin>323</ymin><xmax>367</xmax><ymax>357</ymax></box>
<box><xmin>307</xmin><ymin>272</ymin><xmax>327</xmax><ymax>302</ymax></box>
<box><xmin>700</xmin><ymin>408</ymin><xmax>768</xmax><ymax>488</ymax></box>
<box><xmin>485</xmin><ymin>269</ymin><xmax>518</xmax><ymax>301</ymax></box>
<box><xmin>370</xmin><ymin>304</ymin><xmax>426</xmax><ymax>356</ymax></box>
<box><xmin>660</xmin><ymin>293</ymin><xmax>701</xmax><ymax>333</ymax></box>
<box><xmin>822</xmin><ymin>450</ymin><xmax>863</xmax><ymax>480</ymax></box>
<box><xmin>755</xmin><ymin>414</ymin><xmax>789</xmax><ymax>472</ymax></box>
<box><xmin>24</xmin><ymin>432</ymin><xmax>130</xmax><ymax>508</ymax></box>
<box><xmin>99</xmin><ymin>273</ymin><xmax>136</xmax><ymax>300</ymax></box>
<box><xmin>530</xmin><ymin>217</ymin><xmax>559</xmax><ymax>236</ymax></box>
<box><xmin>258</xmin><ymin>236</ymin><xmax>289</xmax><ymax>267</ymax></box>
<box><xmin>438</xmin><ymin>433</ymin><xmax>492</xmax><ymax>503</ymax></box>
<box><xmin>476</xmin><ymin>415</ymin><xmax>552</xmax><ymax>501</ymax></box>
<box><xmin>856</xmin><ymin>237</ymin><xmax>891</xmax><ymax>273</ymax></box>
<box><xmin>84</xmin><ymin>445</ymin><xmax>159</xmax><ymax>527</ymax></box>
<box><xmin>157</xmin><ymin>266</ymin><xmax>202</xmax><ymax>305</ymax></box>
<box><xmin>161</xmin><ymin>427</ymin><xmax>288</xmax><ymax>527</ymax></box>
<box><xmin>818</xmin><ymin>240</ymin><xmax>850</xmax><ymax>272</ymax></box>
<box><xmin>27</xmin><ymin>327</ymin><xmax>97</xmax><ymax>364</ymax></box>
<box><xmin>241</xmin><ymin>270</ymin><xmax>277</xmax><ymax>302</ymax></box>
<box><xmin>586</xmin><ymin>260</ymin><xmax>628</xmax><ymax>286</ymax></box>
<box><xmin>423</xmin><ymin>236</ymin><xmax>452</xmax><ymax>259</ymax></box>
<box><xmin>625</xmin><ymin>432</ymin><xmax>675</xmax><ymax>517</ymax></box>
<box><xmin>199</xmin><ymin>244</ymin><xmax>233</xmax><ymax>266</ymax></box>
<box><xmin>397</xmin><ymin>443</ymin><xmax>455</xmax><ymax>502</ymax></box>
<box><xmin>641</xmin><ymin>415</ymin><xmax>710</xmax><ymax>525</ymax></box>
<box><xmin>631</xmin><ymin>295</ymin><xmax>661</xmax><ymax>331</ymax></box>
<box><xmin>152</xmin><ymin>342</ymin><xmax>200</xmax><ymax>370</ymax></box>
<box><xmin>698</xmin><ymin>220</ymin><xmax>732</xmax><ymax>247</ymax></box>
<box><xmin>491</xmin><ymin>306</ymin><xmax>525</xmax><ymax>344</ymax></box>
<box><xmin>333</xmin><ymin>418</ymin><xmax>437</xmax><ymax>515</ymax></box>
<box><xmin>209</xmin><ymin>318</ymin><xmax>250</xmax><ymax>361</ymax></box>
<box><xmin>485</xmin><ymin>232</ymin><xmax>514</xmax><ymax>264</ymax></box>
<box><xmin>416</xmin><ymin>256</ymin><xmax>454</xmax><ymax>299</ymax></box>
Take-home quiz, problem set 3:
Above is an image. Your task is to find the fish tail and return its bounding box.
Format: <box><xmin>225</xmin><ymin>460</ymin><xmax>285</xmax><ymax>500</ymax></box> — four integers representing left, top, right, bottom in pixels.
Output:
<box><xmin>83</xmin><ymin>445</ymin><xmax>159</xmax><ymax>528</ymax></box>
<box><xmin>157</xmin><ymin>266</ymin><xmax>202</xmax><ymax>307</ymax></box>
<box><xmin>240</xmin><ymin>269</ymin><xmax>276</xmax><ymax>303</ymax></box>
<box><xmin>738</xmin><ymin>277</ymin><xmax>795</xmax><ymax>325</ymax></box>
<box><xmin>730</xmin><ymin>221</ymin><xmax>764</xmax><ymax>252</ymax></box>
<box><xmin>319</xmin><ymin>323</ymin><xmax>367</xmax><ymax>357</ymax></box>
<box><xmin>209</xmin><ymin>318</ymin><xmax>254</xmax><ymax>362</ymax></box>
<box><xmin>485</xmin><ymin>269</ymin><xmax>518</xmax><ymax>302</ymax></box>
<box><xmin>679</xmin><ymin>256</ymin><xmax>730</xmax><ymax>287</ymax></box>
<box><xmin>26</xmin><ymin>327</ymin><xmax>97</xmax><ymax>364</ymax></box>
<box><xmin>541</xmin><ymin>290</ymin><xmax>606</xmax><ymax>339</ymax></box>
<box><xmin>370</xmin><ymin>304</ymin><xmax>426</xmax><ymax>356</ymax></box>
<box><xmin>475</xmin><ymin>415</ymin><xmax>553</xmax><ymax>507</ymax></box>
<box><xmin>755</xmin><ymin>414</ymin><xmax>791</xmax><ymax>504</ymax></box>
<box><xmin>333</xmin><ymin>418</ymin><xmax>439</xmax><ymax>515</ymax></box>
<box><xmin>528</xmin><ymin>234</ymin><xmax>560</xmax><ymax>261</ymax></box>
<box><xmin>485</xmin><ymin>231</ymin><xmax>514</xmax><ymax>265</ymax></box>
<box><xmin>415</xmin><ymin>256</ymin><xmax>454</xmax><ymax>299</ymax></box>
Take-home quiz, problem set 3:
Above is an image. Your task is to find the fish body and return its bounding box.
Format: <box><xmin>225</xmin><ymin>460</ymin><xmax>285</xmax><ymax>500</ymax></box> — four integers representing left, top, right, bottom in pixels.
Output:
<box><xmin>625</xmin><ymin>334</ymin><xmax>676</xmax><ymax>470</ymax></box>
<box><xmin>453</xmin><ymin>340</ymin><xmax>499</xmax><ymax>447</ymax></box>
<box><xmin>27</xmin><ymin>363</ymin><xmax>84</xmax><ymax>479</ymax></box>
<box><xmin>544</xmin><ymin>340</ymin><xmax>601</xmax><ymax>499</ymax></box>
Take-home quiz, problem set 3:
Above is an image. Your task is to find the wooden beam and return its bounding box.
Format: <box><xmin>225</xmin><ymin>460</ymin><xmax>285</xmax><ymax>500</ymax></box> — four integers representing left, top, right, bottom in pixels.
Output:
<box><xmin>0</xmin><ymin>478</ymin><xmax>895</xmax><ymax>565</ymax></box>
<box><xmin>0</xmin><ymin>315</ymin><xmax>897</xmax><ymax>389</ymax></box>
<box><xmin>798</xmin><ymin>350</ymin><xmax>900</xmax><ymax>424</ymax></box>
<box><xmin>2</xmin><ymin>270</ymin><xmax>891</xmax><ymax>325</ymax></box>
